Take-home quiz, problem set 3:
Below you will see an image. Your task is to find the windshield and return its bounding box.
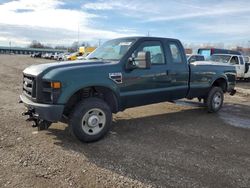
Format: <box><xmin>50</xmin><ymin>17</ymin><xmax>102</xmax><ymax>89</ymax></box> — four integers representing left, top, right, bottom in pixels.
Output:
<box><xmin>87</xmin><ymin>38</ymin><xmax>135</xmax><ymax>61</ymax></box>
<box><xmin>210</xmin><ymin>55</ymin><xmax>231</xmax><ymax>63</ymax></box>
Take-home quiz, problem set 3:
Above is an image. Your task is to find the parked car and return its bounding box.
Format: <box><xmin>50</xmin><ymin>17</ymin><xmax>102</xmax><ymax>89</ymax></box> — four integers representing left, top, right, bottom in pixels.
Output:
<box><xmin>209</xmin><ymin>54</ymin><xmax>246</xmax><ymax>79</ymax></box>
<box><xmin>34</xmin><ymin>52</ymin><xmax>42</xmax><ymax>58</ymax></box>
<box><xmin>51</xmin><ymin>52</ymin><xmax>61</xmax><ymax>60</ymax></box>
<box><xmin>20</xmin><ymin>36</ymin><xmax>236</xmax><ymax>142</ymax></box>
<box><xmin>43</xmin><ymin>53</ymin><xmax>50</xmax><ymax>59</ymax></box>
<box><xmin>186</xmin><ymin>54</ymin><xmax>205</xmax><ymax>63</ymax></box>
<box><xmin>56</xmin><ymin>53</ymin><xmax>64</xmax><ymax>61</ymax></box>
<box><xmin>41</xmin><ymin>53</ymin><xmax>46</xmax><ymax>58</ymax></box>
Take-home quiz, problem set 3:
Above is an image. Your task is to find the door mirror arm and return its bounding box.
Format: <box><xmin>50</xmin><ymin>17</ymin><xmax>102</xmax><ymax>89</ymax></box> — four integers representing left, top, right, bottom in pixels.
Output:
<box><xmin>126</xmin><ymin>51</ymin><xmax>151</xmax><ymax>70</ymax></box>
<box><xmin>126</xmin><ymin>57</ymin><xmax>137</xmax><ymax>70</ymax></box>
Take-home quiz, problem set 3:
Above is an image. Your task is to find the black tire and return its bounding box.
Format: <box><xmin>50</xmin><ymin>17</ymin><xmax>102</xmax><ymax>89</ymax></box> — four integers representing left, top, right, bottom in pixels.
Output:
<box><xmin>206</xmin><ymin>87</ymin><xmax>224</xmax><ymax>113</ymax></box>
<box><xmin>69</xmin><ymin>97</ymin><xmax>112</xmax><ymax>142</ymax></box>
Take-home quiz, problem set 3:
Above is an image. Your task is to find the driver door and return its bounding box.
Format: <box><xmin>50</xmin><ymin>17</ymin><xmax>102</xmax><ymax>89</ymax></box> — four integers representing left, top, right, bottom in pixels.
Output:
<box><xmin>119</xmin><ymin>40</ymin><xmax>170</xmax><ymax>108</ymax></box>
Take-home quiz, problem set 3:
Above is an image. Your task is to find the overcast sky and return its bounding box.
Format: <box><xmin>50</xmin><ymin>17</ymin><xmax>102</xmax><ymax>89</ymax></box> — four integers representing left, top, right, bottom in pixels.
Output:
<box><xmin>0</xmin><ymin>0</ymin><xmax>250</xmax><ymax>47</ymax></box>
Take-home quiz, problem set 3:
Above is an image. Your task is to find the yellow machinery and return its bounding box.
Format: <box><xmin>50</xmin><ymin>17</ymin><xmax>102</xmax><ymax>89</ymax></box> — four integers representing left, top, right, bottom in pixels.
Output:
<box><xmin>79</xmin><ymin>46</ymin><xmax>96</xmax><ymax>55</ymax></box>
<box><xmin>67</xmin><ymin>47</ymin><xmax>96</xmax><ymax>61</ymax></box>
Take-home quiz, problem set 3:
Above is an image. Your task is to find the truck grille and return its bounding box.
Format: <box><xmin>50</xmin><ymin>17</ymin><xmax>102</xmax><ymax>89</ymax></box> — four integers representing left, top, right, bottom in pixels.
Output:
<box><xmin>23</xmin><ymin>74</ymin><xmax>36</xmax><ymax>98</ymax></box>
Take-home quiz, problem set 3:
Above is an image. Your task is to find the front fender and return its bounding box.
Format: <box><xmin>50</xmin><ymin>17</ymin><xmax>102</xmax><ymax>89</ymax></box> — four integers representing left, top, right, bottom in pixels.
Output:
<box><xmin>57</xmin><ymin>79</ymin><xmax>120</xmax><ymax>105</ymax></box>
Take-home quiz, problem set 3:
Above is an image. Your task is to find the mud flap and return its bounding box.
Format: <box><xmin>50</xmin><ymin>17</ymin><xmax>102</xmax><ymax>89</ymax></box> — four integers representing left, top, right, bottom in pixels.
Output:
<box><xmin>229</xmin><ymin>89</ymin><xmax>236</xmax><ymax>96</ymax></box>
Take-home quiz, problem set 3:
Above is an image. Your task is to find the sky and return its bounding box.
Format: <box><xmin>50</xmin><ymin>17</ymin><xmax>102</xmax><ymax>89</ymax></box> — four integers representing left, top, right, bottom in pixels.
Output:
<box><xmin>0</xmin><ymin>0</ymin><xmax>250</xmax><ymax>47</ymax></box>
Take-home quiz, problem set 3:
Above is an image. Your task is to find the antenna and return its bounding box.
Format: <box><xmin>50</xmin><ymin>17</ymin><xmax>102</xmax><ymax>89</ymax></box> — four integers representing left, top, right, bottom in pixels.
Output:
<box><xmin>98</xmin><ymin>39</ymin><xmax>101</xmax><ymax>47</ymax></box>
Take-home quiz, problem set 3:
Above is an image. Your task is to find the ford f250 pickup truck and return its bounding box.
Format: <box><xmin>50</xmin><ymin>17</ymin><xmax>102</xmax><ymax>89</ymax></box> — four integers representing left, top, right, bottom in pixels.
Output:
<box><xmin>20</xmin><ymin>37</ymin><xmax>236</xmax><ymax>142</ymax></box>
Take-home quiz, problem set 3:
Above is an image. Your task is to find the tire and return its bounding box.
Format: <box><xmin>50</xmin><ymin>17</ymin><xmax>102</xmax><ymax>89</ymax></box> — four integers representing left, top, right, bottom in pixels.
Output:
<box><xmin>69</xmin><ymin>97</ymin><xmax>112</xmax><ymax>142</ymax></box>
<box><xmin>206</xmin><ymin>87</ymin><xmax>224</xmax><ymax>113</ymax></box>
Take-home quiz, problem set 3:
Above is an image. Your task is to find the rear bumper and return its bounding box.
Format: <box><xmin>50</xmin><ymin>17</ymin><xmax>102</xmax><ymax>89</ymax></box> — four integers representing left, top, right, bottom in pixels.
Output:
<box><xmin>20</xmin><ymin>94</ymin><xmax>64</xmax><ymax>122</ymax></box>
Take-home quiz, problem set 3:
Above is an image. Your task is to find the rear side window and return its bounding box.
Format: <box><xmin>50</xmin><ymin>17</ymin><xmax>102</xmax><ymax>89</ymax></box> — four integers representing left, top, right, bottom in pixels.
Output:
<box><xmin>239</xmin><ymin>56</ymin><xmax>244</xmax><ymax>65</ymax></box>
<box><xmin>169</xmin><ymin>43</ymin><xmax>183</xmax><ymax>63</ymax></box>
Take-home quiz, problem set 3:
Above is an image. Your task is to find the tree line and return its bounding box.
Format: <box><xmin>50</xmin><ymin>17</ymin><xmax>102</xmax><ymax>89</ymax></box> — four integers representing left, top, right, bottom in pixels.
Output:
<box><xmin>28</xmin><ymin>40</ymin><xmax>94</xmax><ymax>52</ymax></box>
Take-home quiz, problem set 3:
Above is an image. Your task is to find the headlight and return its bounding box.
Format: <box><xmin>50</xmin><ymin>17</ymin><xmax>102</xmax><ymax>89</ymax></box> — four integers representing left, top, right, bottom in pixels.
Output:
<box><xmin>42</xmin><ymin>81</ymin><xmax>61</xmax><ymax>104</ymax></box>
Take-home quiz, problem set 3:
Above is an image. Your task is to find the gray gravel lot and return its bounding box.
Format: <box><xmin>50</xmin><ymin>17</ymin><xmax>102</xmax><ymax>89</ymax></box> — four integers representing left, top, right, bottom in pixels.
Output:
<box><xmin>0</xmin><ymin>55</ymin><xmax>249</xmax><ymax>188</ymax></box>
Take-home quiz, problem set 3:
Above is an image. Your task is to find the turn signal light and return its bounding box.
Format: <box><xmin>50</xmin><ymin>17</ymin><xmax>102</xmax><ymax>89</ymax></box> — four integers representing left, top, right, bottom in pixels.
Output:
<box><xmin>51</xmin><ymin>82</ymin><xmax>61</xmax><ymax>89</ymax></box>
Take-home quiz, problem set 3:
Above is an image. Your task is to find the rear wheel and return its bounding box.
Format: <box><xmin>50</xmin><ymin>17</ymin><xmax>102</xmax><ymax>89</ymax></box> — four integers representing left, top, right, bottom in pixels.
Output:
<box><xmin>206</xmin><ymin>87</ymin><xmax>224</xmax><ymax>113</ymax></box>
<box><xmin>69</xmin><ymin>98</ymin><xmax>112</xmax><ymax>142</ymax></box>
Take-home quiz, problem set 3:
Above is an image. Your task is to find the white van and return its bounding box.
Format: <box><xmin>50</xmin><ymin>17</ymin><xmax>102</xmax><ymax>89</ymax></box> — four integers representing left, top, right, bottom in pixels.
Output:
<box><xmin>209</xmin><ymin>54</ymin><xmax>246</xmax><ymax>79</ymax></box>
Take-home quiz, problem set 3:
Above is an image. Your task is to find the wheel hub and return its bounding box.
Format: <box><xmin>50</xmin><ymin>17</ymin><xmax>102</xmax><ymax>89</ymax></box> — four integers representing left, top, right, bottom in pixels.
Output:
<box><xmin>87</xmin><ymin>115</ymin><xmax>99</xmax><ymax>127</ymax></box>
<box><xmin>81</xmin><ymin>108</ymin><xmax>106</xmax><ymax>135</ymax></box>
<box><xmin>213</xmin><ymin>92</ymin><xmax>222</xmax><ymax>109</ymax></box>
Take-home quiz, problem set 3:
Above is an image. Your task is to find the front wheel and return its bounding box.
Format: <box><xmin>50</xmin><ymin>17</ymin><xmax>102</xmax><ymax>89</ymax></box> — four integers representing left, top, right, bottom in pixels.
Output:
<box><xmin>69</xmin><ymin>98</ymin><xmax>112</xmax><ymax>142</ymax></box>
<box><xmin>206</xmin><ymin>87</ymin><xmax>224</xmax><ymax>113</ymax></box>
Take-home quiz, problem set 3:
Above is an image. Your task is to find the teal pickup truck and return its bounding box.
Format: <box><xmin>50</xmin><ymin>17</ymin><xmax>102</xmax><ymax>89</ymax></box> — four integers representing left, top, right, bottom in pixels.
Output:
<box><xmin>20</xmin><ymin>37</ymin><xmax>236</xmax><ymax>142</ymax></box>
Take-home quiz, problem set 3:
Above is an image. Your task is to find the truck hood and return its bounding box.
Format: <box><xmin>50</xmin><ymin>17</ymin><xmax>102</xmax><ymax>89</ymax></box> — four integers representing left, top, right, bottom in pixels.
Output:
<box><xmin>23</xmin><ymin>60</ymin><xmax>112</xmax><ymax>76</ymax></box>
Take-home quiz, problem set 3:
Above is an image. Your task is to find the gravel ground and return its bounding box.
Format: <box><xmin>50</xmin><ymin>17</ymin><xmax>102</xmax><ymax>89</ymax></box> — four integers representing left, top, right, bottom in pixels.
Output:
<box><xmin>0</xmin><ymin>54</ymin><xmax>249</xmax><ymax>188</ymax></box>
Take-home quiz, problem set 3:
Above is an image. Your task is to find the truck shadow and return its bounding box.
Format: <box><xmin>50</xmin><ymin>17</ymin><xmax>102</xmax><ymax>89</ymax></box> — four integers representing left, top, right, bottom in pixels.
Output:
<box><xmin>45</xmin><ymin>105</ymin><xmax>250</xmax><ymax>187</ymax></box>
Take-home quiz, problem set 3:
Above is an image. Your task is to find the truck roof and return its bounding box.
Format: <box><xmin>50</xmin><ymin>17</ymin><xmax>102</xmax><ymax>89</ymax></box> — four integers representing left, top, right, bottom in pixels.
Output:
<box><xmin>114</xmin><ymin>36</ymin><xmax>179</xmax><ymax>41</ymax></box>
<box><xmin>198</xmin><ymin>48</ymin><xmax>242</xmax><ymax>56</ymax></box>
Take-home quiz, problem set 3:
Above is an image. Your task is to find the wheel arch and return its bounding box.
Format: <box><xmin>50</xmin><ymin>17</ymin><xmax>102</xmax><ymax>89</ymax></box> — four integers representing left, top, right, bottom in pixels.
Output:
<box><xmin>63</xmin><ymin>85</ymin><xmax>120</xmax><ymax>117</ymax></box>
<box><xmin>211</xmin><ymin>77</ymin><xmax>228</xmax><ymax>92</ymax></box>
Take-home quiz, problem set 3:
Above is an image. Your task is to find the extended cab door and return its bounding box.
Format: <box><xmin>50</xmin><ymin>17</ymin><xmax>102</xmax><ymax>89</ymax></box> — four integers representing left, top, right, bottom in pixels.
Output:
<box><xmin>229</xmin><ymin>56</ymin><xmax>245</xmax><ymax>78</ymax></box>
<box><xmin>120</xmin><ymin>40</ymin><xmax>171</xmax><ymax>108</ymax></box>
<box><xmin>164</xmin><ymin>40</ymin><xmax>189</xmax><ymax>99</ymax></box>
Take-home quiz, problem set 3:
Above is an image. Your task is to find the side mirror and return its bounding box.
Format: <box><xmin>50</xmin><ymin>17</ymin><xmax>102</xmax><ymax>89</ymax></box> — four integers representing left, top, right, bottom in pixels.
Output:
<box><xmin>126</xmin><ymin>51</ymin><xmax>151</xmax><ymax>70</ymax></box>
<box><xmin>135</xmin><ymin>51</ymin><xmax>151</xmax><ymax>69</ymax></box>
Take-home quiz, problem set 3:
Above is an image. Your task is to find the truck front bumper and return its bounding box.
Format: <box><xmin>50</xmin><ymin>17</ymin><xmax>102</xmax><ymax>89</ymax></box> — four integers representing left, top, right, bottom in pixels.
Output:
<box><xmin>20</xmin><ymin>94</ymin><xmax>64</xmax><ymax>122</ymax></box>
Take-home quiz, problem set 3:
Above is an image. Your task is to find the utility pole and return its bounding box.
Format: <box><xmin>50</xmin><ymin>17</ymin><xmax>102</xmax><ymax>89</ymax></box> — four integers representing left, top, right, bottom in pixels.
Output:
<box><xmin>248</xmin><ymin>40</ymin><xmax>250</xmax><ymax>55</ymax></box>
<box><xmin>9</xmin><ymin>41</ymin><xmax>11</xmax><ymax>54</ymax></box>
<box><xmin>77</xmin><ymin>23</ymin><xmax>80</xmax><ymax>48</ymax></box>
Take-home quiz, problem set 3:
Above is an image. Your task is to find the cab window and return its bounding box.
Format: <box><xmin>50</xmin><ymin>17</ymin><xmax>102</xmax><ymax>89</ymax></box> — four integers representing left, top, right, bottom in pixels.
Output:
<box><xmin>133</xmin><ymin>41</ymin><xmax>165</xmax><ymax>65</ymax></box>
<box><xmin>169</xmin><ymin>43</ymin><xmax>183</xmax><ymax>63</ymax></box>
<box><xmin>230</xmin><ymin>56</ymin><xmax>239</xmax><ymax>65</ymax></box>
